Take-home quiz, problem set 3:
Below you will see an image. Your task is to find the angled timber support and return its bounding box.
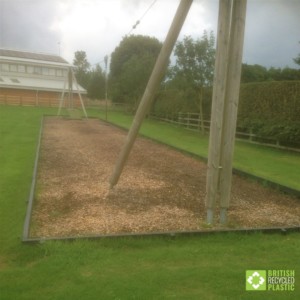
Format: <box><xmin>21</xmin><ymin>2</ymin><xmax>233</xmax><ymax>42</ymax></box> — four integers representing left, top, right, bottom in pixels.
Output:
<box><xmin>109</xmin><ymin>0</ymin><xmax>193</xmax><ymax>189</ymax></box>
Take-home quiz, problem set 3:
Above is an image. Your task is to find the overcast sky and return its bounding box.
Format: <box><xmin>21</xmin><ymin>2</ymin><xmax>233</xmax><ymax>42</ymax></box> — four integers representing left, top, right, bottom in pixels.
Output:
<box><xmin>0</xmin><ymin>0</ymin><xmax>299</xmax><ymax>69</ymax></box>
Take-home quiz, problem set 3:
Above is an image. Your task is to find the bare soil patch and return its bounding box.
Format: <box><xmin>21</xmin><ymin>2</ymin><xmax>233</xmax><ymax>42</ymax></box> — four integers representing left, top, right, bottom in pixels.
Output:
<box><xmin>30</xmin><ymin>117</ymin><xmax>300</xmax><ymax>238</ymax></box>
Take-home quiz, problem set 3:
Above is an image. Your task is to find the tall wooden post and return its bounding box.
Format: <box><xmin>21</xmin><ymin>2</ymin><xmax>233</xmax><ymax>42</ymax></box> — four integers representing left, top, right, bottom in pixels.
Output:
<box><xmin>57</xmin><ymin>77</ymin><xmax>67</xmax><ymax>115</ymax></box>
<box><xmin>104</xmin><ymin>55</ymin><xmax>109</xmax><ymax>121</ymax></box>
<box><xmin>72</xmin><ymin>70</ymin><xmax>88</xmax><ymax>118</ymax></box>
<box><xmin>206</xmin><ymin>0</ymin><xmax>233</xmax><ymax>224</ymax></box>
<box><xmin>58</xmin><ymin>68</ymin><xmax>88</xmax><ymax>117</ymax></box>
<box><xmin>68</xmin><ymin>68</ymin><xmax>73</xmax><ymax>109</ymax></box>
<box><xmin>109</xmin><ymin>0</ymin><xmax>193</xmax><ymax>189</ymax></box>
<box><xmin>218</xmin><ymin>0</ymin><xmax>247</xmax><ymax>223</ymax></box>
<box><xmin>206</xmin><ymin>0</ymin><xmax>247</xmax><ymax>224</ymax></box>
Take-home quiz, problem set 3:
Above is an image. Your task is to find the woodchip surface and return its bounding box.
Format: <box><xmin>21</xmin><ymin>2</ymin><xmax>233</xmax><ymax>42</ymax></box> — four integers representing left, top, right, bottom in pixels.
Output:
<box><xmin>30</xmin><ymin>117</ymin><xmax>300</xmax><ymax>238</ymax></box>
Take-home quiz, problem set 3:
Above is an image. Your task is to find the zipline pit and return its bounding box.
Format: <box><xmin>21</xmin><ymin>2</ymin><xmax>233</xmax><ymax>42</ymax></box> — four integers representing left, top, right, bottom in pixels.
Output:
<box><xmin>29</xmin><ymin>117</ymin><xmax>300</xmax><ymax>238</ymax></box>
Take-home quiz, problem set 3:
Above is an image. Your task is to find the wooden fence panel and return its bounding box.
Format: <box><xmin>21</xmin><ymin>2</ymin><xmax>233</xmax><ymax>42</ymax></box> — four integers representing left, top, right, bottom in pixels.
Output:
<box><xmin>0</xmin><ymin>95</ymin><xmax>86</xmax><ymax>108</ymax></box>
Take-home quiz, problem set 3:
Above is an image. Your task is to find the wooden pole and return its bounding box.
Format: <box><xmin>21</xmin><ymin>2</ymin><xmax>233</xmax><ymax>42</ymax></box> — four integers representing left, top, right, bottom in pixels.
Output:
<box><xmin>68</xmin><ymin>68</ymin><xmax>73</xmax><ymax>109</ymax></box>
<box><xmin>72</xmin><ymin>69</ymin><xmax>88</xmax><ymax>118</ymax></box>
<box><xmin>218</xmin><ymin>0</ymin><xmax>247</xmax><ymax>223</ymax></box>
<box><xmin>206</xmin><ymin>0</ymin><xmax>247</xmax><ymax>224</ymax></box>
<box><xmin>57</xmin><ymin>76</ymin><xmax>67</xmax><ymax>115</ymax></box>
<box><xmin>205</xmin><ymin>0</ymin><xmax>232</xmax><ymax>224</ymax></box>
<box><xmin>104</xmin><ymin>55</ymin><xmax>109</xmax><ymax>121</ymax></box>
<box><xmin>199</xmin><ymin>87</ymin><xmax>205</xmax><ymax>134</ymax></box>
<box><xmin>109</xmin><ymin>0</ymin><xmax>193</xmax><ymax>189</ymax></box>
<box><xmin>35</xmin><ymin>90</ymin><xmax>39</xmax><ymax>107</ymax></box>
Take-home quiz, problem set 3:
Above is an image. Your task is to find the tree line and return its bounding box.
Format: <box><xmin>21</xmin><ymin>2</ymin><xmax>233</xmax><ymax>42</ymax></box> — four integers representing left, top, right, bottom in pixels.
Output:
<box><xmin>73</xmin><ymin>33</ymin><xmax>300</xmax><ymax>106</ymax></box>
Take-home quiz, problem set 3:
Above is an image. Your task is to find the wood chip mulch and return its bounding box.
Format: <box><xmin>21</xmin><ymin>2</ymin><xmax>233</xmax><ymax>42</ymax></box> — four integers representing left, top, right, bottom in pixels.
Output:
<box><xmin>30</xmin><ymin>117</ymin><xmax>300</xmax><ymax>238</ymax></box>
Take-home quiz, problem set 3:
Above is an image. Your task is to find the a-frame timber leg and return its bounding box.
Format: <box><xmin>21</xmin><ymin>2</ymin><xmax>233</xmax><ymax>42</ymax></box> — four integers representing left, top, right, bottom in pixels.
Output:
<box><xmin>206</xmin><ymin>0</ymin><xmax>247</xmax><ymax>225</ymax></box>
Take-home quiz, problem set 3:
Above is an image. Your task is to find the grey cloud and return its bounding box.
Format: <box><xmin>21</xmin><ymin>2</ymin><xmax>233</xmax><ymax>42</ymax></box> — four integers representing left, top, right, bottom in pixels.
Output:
<box><xmin>0</xmin><ymin>0</ymin><xmax>60</xmax><ymax>53</ymax></box>
<box><xmin>191</xmin><ymin>0</ymin><xmax>300</xmax><ymax>67</ymax></box>
<box><xmin>244</xmin><ymin>0</ymin><xmax>300</xmax><ymax>67</ymax></box>
<box><xmin>0</xmin><ymin>0</ymin><xmax>299</xmax><ymax>68</ymax></box>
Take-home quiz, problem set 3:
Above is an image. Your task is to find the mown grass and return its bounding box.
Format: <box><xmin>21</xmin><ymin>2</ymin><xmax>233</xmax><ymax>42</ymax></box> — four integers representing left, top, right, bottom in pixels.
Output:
<box><xmin>90</xmin><ymin>109</ymin><xmax>300</xmax><ymax>191</ymax></box>
<box><xmin>0</xmin><ymin>106</ymin><xmax>299</xmax><ymax>300</ymax></box>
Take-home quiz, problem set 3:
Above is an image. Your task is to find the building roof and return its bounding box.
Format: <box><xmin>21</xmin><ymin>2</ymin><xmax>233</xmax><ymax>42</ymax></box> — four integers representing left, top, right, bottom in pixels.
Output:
<box><xmin>0</xmin><ymin>48</ymin><xmax>86</xmax><ymax>94</ymax></box>
<box><xmin>0</xmin><ymin>49</ymin><xmax>68</xmax><ymax>64</ymax></box>
<box><xmin>0</xmin><ymin>74</ymin><xmax>86</xmax><ymax>93</ymax></box>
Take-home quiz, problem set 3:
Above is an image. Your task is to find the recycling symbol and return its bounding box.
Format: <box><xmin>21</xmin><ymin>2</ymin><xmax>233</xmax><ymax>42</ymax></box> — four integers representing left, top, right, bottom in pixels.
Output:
<box><xmin>247</xmin><ymin>271</ymin><xmax>265</xmax><ymax>289</ymax></box>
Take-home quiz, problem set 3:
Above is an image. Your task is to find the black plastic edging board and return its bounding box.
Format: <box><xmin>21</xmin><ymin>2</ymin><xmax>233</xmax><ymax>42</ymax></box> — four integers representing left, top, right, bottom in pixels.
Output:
<box><xmin>22</xmin><ymin>116</ymin><xmax>44</xmax><ymax>241</ymax></box>
<box><xmin>22</xmin><ymin>226</ymin><xmax>300</xmax><ymax>243</ymax></box>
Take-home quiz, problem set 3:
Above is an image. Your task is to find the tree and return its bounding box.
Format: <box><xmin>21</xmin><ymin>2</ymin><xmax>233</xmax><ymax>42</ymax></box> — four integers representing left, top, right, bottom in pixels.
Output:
<box><xmin>73</xmin><ymin>50</ymin><xmax>91</xmax><ymax>89</ymax></box>
<box><xmin>280</xmin><ymin>67</ymin><xmax>300</xmax><ymax>80</ymax></box>
<box><xmin>294</xmin><ymin>42</ymin><xmax>300</xmax><ymax>66</ymax></box>
<box><xmin>241</xmin><ymin>64</ymin><xmax>300</xmax><ymax>82</ymax></box>
<box><xmin>109</xmin><ymin>35</ymin><xmax>162</xmax><ymax>111</ymax></box>
<box><xmin>87</xmin><ymin>64</ymin><xmax>106</xmax><ymax>100</ymax></box>
<box><xmin>241</xmin><ymin>64</ymin><xmax>268</xmax><ymax>83</ymax></box>
<box><xmin>169</xmin><ymin>31</ymin><xmax>215</xmax><ymax>88</ymax></box>
<box><xmin>166</xmin><ymin>31</ymin><xmax>216</xmax><ymax>131</ymax></box>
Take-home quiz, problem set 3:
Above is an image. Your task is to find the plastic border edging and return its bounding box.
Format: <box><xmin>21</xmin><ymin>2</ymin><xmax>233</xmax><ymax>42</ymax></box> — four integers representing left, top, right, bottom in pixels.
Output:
<box><xmin>22</xmin><ymin>117</ymin><xmax>300</xmax><ymax>243</ymax></box>
<box><xmin>22</xmin><ymin>116</ymin><xmax>44</xmax><ymax>241</ymax></box>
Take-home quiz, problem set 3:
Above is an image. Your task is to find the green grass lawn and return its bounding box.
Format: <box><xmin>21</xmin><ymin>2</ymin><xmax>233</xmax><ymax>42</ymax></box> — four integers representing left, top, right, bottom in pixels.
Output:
<box><xmin>89</xmin><ymin>109</ymin><xmax>300</xmax><ymax>191</ymax></box>
<box><xmin>0</xmin><ymin>106</ymin><xmax>300</xmax><ymax>300</ymax></box>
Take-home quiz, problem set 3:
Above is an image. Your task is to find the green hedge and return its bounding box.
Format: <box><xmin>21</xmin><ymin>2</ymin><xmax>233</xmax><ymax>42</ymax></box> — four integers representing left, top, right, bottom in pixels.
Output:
<box><xmin>238</xmin><ymin>81</ymin><xmax>300</xmax><ymax>123</ymax></box>
<box><xmin>152</xmin><ymin>87</ymin><xmax>212</xmax><ymax>117</ymax></box>
<box><xmin>237</xmin><ymin>81</ymin><xmax>300</xmax><ymax>146</ymax></box>
<box><xmin>154</xmin><ymin>81</ymin><xmax>300</xmax><ymax>146</ymax></box>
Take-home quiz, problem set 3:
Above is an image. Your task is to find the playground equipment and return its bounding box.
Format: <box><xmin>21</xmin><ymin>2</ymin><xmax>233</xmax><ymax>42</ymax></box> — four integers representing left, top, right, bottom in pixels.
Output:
<box><xmin>57</xmin><ymin>67</ymin><xmax>88</xmax><ymax>118</ymax></box>
<box><xmin>109</xmin><ymin>0</ymin><xmax>247</xmax><ymax>225</ymax></box>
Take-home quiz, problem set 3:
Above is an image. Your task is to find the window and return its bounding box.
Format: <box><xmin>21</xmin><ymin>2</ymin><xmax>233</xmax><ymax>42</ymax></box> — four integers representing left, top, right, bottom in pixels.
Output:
<box><xmin>10</xmin><ymin>64</ymin><xmax>17</xmax><ymax>72</ymax></box>
<box><xmin>27</xmin><ymin>66</ymin><xmax>34</xmax><ymax>74</ymax></box>
<box><xmin>1</xmin><ymin>64</ymin><xmax>9</xmax><ymax>72</ymax></box>
<box><xmin>11</xmin><ymin>78</ymin><xmax>20</xmax><ymax>83</ymax></box>
<box><xmin>34</xmin><ymin>67</ymin><xmax>42</xmax><ymax>74</ymax></box>
<box><xmin>56</xmin><ymin>69</ymin><xmax>63</xmax><ymax>77</ymax></box>
<box><xmin>18</xmin><ymin>65</ymin><xmax>26</xmax><ymax>73</ymax></box>
<box><xmin>42</xmin><ymin>67</ymin><xmax>49</xmax><ymax>75</ymax></box>
<box><xmin>49</xmin><ymin>68</ymin><xmax>55</xmax><ymax>76</ymax></box>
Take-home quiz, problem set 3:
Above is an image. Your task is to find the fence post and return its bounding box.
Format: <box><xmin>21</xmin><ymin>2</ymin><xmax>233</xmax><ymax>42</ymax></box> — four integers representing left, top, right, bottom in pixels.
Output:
<box><xmin>187</xmin><ymin>112</ymin><xmax>190</xmax><ymax>128</ymax></box>
<box><xmin>199</xmin><ymin>88</ymin><xmax>205</xmax><ymax>134</ymax></box>
<box><xmin>36</xmin><ymin>91</ymin><xmax>39</xmax><ymax>107</ymax></box>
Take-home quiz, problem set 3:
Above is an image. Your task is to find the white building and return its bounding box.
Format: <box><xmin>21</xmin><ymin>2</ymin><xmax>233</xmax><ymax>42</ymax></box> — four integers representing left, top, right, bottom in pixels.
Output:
<box><xmin>0</xmin><ymin>48</ymin><xmax>86</xmax><ymax>106</ymax></box>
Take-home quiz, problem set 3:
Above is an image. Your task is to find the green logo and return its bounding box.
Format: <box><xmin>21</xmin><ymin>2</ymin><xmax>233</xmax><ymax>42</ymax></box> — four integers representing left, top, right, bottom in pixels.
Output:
<box><xmin>246</xmin><ymin>270</ymin><xmax>266</xmax><ymax>291</ymax></box>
